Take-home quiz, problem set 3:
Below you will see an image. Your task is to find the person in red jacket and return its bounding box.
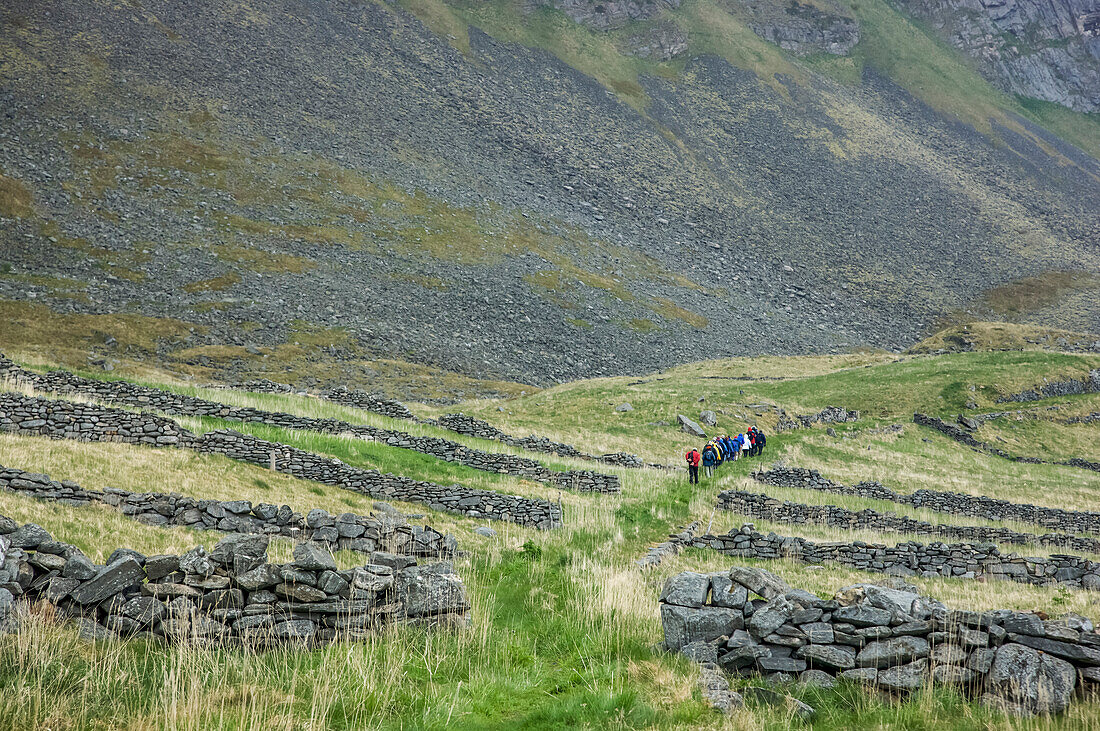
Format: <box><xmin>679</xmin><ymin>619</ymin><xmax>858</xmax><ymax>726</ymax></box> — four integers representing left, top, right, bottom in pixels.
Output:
<box><xmin>685</xmin><ymin>448</ymin><xmax>701</xmax><ymax>484</ymax></box>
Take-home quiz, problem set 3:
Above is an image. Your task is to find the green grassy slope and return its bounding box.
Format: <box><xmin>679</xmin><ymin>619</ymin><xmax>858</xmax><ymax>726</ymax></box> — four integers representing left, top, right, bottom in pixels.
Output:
<box><xmin>2</xmin><ymin>341</ymin><xmax>1100</xmax><ymax>728</ymax></box>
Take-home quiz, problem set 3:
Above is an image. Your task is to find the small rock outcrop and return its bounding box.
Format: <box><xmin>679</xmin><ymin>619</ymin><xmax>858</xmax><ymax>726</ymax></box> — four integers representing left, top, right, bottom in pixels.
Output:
<box><xmin>894</xmin><ymin>0</ymin><xmax>1100</xmax><ymax>112</ymax></box>
<box><xmin>678</xmin><ymin>414</ymin><xmax>708</xmax><ymax>437</ymax></box>
<box><xmin>738</xmin><ymin>0</ymin><xmax>860</xmax><ymax>56</ymax></box>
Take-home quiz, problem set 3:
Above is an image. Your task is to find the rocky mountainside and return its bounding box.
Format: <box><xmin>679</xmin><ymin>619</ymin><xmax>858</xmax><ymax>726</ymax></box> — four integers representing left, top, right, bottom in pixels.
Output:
<box><xmin>895</xmin><ymin>0</ymin><xmax>1100</xmax><ymax>112</ymax></box>
<box><xmin>0</xmin><ymin>0</ymin><xmax>1098</xmax><ymax>389</ymax></box>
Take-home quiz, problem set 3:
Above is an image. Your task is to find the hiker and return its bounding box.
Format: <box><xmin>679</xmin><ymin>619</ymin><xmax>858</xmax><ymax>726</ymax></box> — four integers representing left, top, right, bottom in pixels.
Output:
<box><xmin>685</xmin><ymin>447</ymin><xmax>701</xmax><ymax>484</ymax></box>
<box><xmin>755</xmin><ymin>429</ymin><xmax>766</xmax><ymax>456</ymax></box>
<box><xmin>702</xmin><ymin>442</ymin><xmax>719</xmax><ymax>478</ymax></box>
<box><xmin>746</xmin><ymin>429</ymin><xmax>757</xmax><ymax>457</ymax></box>
<box><xmin>721</xmin><ymin>433</ymin><xmax>739</xmax><ymax>461</ymax></box>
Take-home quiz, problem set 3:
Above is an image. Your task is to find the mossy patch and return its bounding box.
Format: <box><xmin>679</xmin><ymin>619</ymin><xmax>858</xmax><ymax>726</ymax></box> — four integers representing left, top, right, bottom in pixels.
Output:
<box><xmin>211</xmin><ymin>243</ymin><xmax>316</xmax><ymax>274</ymax></box>
<box><xmin>182</xmin><ymin>272</ymin><xmax>241</xmax><ymax>293</ymax></box>
<box><xmin>0</xmin><ymin>173</ymin><xmax>33</xmax><ymax>218</ymax></box>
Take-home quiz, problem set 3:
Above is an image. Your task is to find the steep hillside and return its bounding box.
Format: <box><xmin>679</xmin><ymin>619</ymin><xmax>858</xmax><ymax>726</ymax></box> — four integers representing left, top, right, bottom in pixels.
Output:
<box><xmin>0</xmin><ymin>0</ymin><xmax>1098</xmax><ymax>388</ymax></box>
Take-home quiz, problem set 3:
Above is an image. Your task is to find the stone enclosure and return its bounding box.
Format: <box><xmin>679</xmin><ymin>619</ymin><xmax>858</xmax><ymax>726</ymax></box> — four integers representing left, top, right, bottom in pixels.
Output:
<box><xmin>0</xmin><ymin>355</ymin><xmax>622</xmax><ymax>493</ymax></box>
<box><xmin>755</xmin><ymin>466</ymin><xmax>1100</xmax><ymax>535</ymax></box>
<box><xmin>662</xmin><ymin>565</ymin><xmax>1100</xmax><ymax>715</ymax></box>
<box><xmin>718</xmin><ymin>489</ymin><xmax>1100</xmax><ymax>553</ymax></box>
<box><xmin>0</xmin><ymin>392</ymin><xmax>564</xmax><ymax>528</ymax></box>
<box><xmin>686</xmin><ymin>524</ymin><xmax>1100</xmax><ymax>590</ymax></box>
<box><xmin>0</xmin><ymin>516</ymin><xmax>469</xmax><ymax>646</ymax></box>
<box><xmin>0</xmin><ymin>465</ymin><xmax>458</xmax><ymax>559</ymax></box>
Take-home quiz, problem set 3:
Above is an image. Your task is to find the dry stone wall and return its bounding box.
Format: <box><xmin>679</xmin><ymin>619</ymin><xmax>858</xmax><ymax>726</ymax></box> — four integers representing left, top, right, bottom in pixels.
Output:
<box><xmin>0</xmin><ymin>465</ymin><xmax>456</xmax><ymax>558</ymax></box>
<box><xmin>662</xmin><ymin>565</ymin><xmax>1099</xmax><ymax>715</ymax></box>
<box><xmin>433</xmin><ymin>413</ymin><xmax>644</xmax><ymax>468</ymax></box>
<box><xmin>0</xmin><ymin>356</ymin><xmax>620</xmax><ymax>493</ymax></box>
<box><xmin>996</xmin><ymin>370</ymin><xmax>1100</xmax><ymax>404</ymax></box>
<box><xmin>0</xmin><ymin>516</ymin><xmax>469</xmax><ymax>646</ymax></box>
<box><xmin>0</xmin><ymin>392</ymin><xmax>563</xmax><ymax>529</ymax></box>
<box><xmin>687</xmin><ymin>524</ymin><xmax>1100</xmax><ymax>590</ymax></box>
<box><xmin>194</xmin><ymin>430</ymin><xmax>564</xmax><ymax>528</ymax></box>
<box><xmin>913</xmin><ymin>413</ymin><xmax>1100</xmax><ymax>473</ymax></box>
<box><xmin>755</xmin><ymin>466</ymin><xmax>1100</xmax><ymax>535</ymax></box>
<box><xmin>320</xmin><ymin>386</ymin><xmax>417</xmax><ymax>420</ymax></box>
<box><xmin>718</xmin><ymin>489</ymin><xmax>1100</xmax><ymax>553</ymax></box>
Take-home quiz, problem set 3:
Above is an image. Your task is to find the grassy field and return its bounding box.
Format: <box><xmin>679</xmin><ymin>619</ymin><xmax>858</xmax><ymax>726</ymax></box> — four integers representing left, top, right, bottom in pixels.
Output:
<box><xmin>2</xmin><ymin>342</ymin><xmax>1100</xmax><ymax>729</ymax></box>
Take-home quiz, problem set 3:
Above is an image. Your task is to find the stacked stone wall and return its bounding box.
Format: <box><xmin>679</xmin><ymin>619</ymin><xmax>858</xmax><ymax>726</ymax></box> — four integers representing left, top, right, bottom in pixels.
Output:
<box><xmin>687</xmin><ymin>524</ymin><xmax>1100</xmax><ymax>589</ymax></box>
<box><xmin>0</xmin><ymin>516</ymin><xmax>468</xmax><ymax>646</ymax></box>
<box><xmin>194</xmin><ymin>430</ymin><xmax>564</xmax><ymax>528</ymax></box>
<box><xmin>662</xmin><ymin>565</ymin><xmax>1100</xmax><ymax>715</ymax></box>
<box><xmin>754</xmin><ymin>466</ymin><xmax>1100</xmax><ymax>534</ymax></box>
<box><xmin>717</xmin><ymin>489</ymin><xmax>1100</xmax><ymax>553</ymax></box>
<box><xmin>996</xmin><ymin>370</ymin><xmax>1100</xmax><ymax>404</ymax></box>
<box><xmin>433</xmin><ymin>413</ymin><xmax>644</xmax><ymax>468</ymax></box>
<box><xmin>321</xmin><ymin>386</ymin><xmax>417</xmax><ymax>420</ymax></box>
<box><xmin>913</xmin><ymin>413</ymin><xmax>1100</xmax><ymax>472</ymax></box>
<box><xmin>0</xmin><ymin>356</ymin><xmax>620</xmax><ymax>493</ymax></box>
<box><xmin>0</xmin><ymin>393</ymin><xmax>563</xmax><ymax>529</ymax></box>
<box><xmin>0</xmin><ymin>465</ymin><xmax>456</xmax><ymax>558</ymax></box>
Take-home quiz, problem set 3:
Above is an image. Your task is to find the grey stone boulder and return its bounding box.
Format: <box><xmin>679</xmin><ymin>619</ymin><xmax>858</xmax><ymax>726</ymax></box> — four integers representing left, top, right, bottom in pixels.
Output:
<box><xmin>1009</xmin><ymin>633</ymin><xmax>1100</xmax><ymax>665</ymax></box>
<box><xmin>275</xmin><ymin>583</ymin><xmax>327</xmax><ymax>603</ymax></box>
<box><xmin>877</xmin><ymin>659</ymin><xmax>927</xmax><ymax>692</ymax></box>
<box><xmin>986</xmin><ymin>643</ymin><xmax>1076</xmax><ymax>714</ymax></box>
<box><xmin>838</xmin><ymin>584</ymin><xmax>942</xmax><ymax>620</ymax></box>
<box><xmin>472</xmin><ymin>526</ymin><xmax>497</xmax><ymax>538</ymax></box>
<box><xmin>9</xmin><ymin>523</ymin><xmax>51</xmax><ymax>550</ymax></box>
<box><xmin>931</xmin><ymin>665</ymin><xmax>977</xmax><ymax>685</ymax></box>
<box><xmin>798</xmin><ymin>669</ymin><xmax>836</xmax><ymax>688</ymax></box>
<box><xmin>178</xmin><ymin>547</ymin><xmax>213</xmax><ymax>578</ymax></box>
<box><xmin>840</xmin><ymin>667</ymin><xmax>878</xmax><ymax>683</ymax></box>
<box><xmin>832</xmin><ymin>605</ymin><xmax>892</xmax><ymax>627</ymax></box>
<box><xmin>107</xmin><ymin>548</ymin><xmax>146</xmax><ymax>566</ymax></box>
<box><xmin>273</xmin><ymin>619</ymin><xmax>315</xmax><ymax>641</ymax></box>
<box><xmin>680</xmin><ymin>639</ymin><xmax>719</xmax><ymax>664</ymax></box>
<box><xmin>62</xmin><ymin>555</ymin><xmax>98</xmax><ymax>581</ymax></box>
<box><xmin>70</xmin><ymin>558</ymin><xmax>145</xmax><ymax>605</ymax></box>
<box><xmin>708</xmin><ymin>573</ymin><xmax>748</xmax><ymax>608</ymax></box>
<box><xmin>729</xmin><ymin>566</ymin><xmax>791</xmax><ymax>599</ymax></box>
<box><xmin>748</xmin><ymin>595</ymin><xmax>795</xmax><ymax>638</ymax></box>
<box><xmin>235</xmin><ymin>563</ymin><xmax>281</xmax><ymax>591</ymax></box>
<box><xmin>120</xmin><ymin>596</ymin><xmax>167</xmax><ymax>626</ymax></box>
<box><xmin>614</xmin><ymin>403</ymin><xmax>633</xmax><ymax>412</ymax></box>
<box><xmin>210</xmin><ymin>534</ymin><xmax>269</xmax><ymax>573</ymax></box>
<box><xmin>857</xmin><ymin>636</ymin><xmax>930</xmax><ymax>668</ymax></box>
<box><xmin>699</xmin><ymin>410</ymin><xmax>717</xmax><ymax>426</ymax></box>
<box><xmin>796</xmin><ymin>643</ymin><xmax>856</xmax><ymax>670</ymax></box>
<box><xmin>677</xmin><ymin>415</ymin><xmax>707</xmax><ymax>437</ymax></box>
<box><xmin>660</xmin><ymin>572</ymin><xmax>710</xmax><ymax>608</ymax></box>
<box><xmin>144</xmin><ymin>555</ymin><xmax>181</xmax><ymax>581</ymax></box>
<box><xmin>75</xmin><ymin>617</ymin><xmax>115</xmax><ymax>641</ymax></box>
<box><xmin>718</xmin><ymin>644</ymin><xmax>772</xmax><ymax>671</ymax></box>
<box><xmin>350</xmin><ymin>566</ymin><xmax>395</xmax><ymax>598</ymax></box>
<box><xmin>397</xmin><ymin>562</ymin><xmax>469</xmax><ymax>618</ymax></box>
<box><xmin>662</xmin><ymin>604</ymin><xmax>744</xmax><ymax>651</ymax></box>
<box><xmin>292</xmin><ymin>543</ymin><xmax>337</xmax><ymax>572</ymax></box>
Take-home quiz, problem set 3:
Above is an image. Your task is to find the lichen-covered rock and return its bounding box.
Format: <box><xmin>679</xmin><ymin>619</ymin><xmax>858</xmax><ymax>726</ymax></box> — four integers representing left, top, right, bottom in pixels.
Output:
<box><xmin>210</xmin><ymin>534</ymin><xmax>269</xmax><ymax>573</ymax></box>
<box><xmin>70</xmin><ymin>559</ymin><xmax>146</xmax><ymax>605</ymax></box>
<box><xmin>660</xmin><ymin>571</ymin><xmax>710</xmax><ymax>608</ymax></box>
<box><xmin>986</xmin><ymin>643</ymin><xmax>1076</xmax><ymax>714</ymax></box>
<box><xmin>397</xmin><ymin>562</ymin><xmax>470</xmax><ymax>618</ymax></box>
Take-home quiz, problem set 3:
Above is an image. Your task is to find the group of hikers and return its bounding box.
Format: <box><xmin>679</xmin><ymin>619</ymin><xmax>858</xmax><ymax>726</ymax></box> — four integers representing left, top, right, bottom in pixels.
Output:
<box><xmin>684</xmin><ymin>427</ymin><xmax>767</xmax><ymax>484</ymax></box>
